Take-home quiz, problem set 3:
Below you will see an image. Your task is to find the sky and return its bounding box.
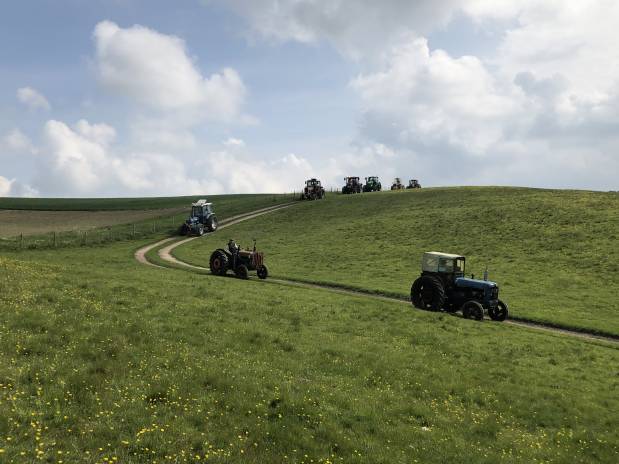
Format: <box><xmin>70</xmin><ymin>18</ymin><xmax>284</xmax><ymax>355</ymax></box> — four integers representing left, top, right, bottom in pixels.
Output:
<box><xmin>1</xmin><ymin>0</ymin><xmax>618</xmax><ymax>197</ymax></box>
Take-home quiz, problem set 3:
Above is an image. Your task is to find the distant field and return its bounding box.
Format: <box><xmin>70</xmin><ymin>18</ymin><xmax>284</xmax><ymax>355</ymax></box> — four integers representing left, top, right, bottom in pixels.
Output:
<box><xmin>0</xmin><ymin>193</ymin><xmax>292</xmax><ymax>211</ymax></box>
<box><xmin>0</xmin><ymin>207</ymin><xmax>186</xmax><ymax>237</ymax></box>
<box><xmin>0</xmin><ymin>194</ymin><xmax>292</xmax><ymax>243</ymax></box>
<box><xmin>175</xmin><ymin>187</ymin><xmax>619</xmax><ymax>336</ymax></box>
<box><xmin>0</xmin><ymin>242</ymin><xmax>617</xmax><ymax>463</ymax></box>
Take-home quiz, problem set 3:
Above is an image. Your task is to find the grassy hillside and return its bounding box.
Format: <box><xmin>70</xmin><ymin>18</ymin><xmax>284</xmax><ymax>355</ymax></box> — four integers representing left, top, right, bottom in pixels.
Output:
<box><xmin>174</xmin><ymin>187</ymin><xmax>619</xmax><ymax>336</ymax></box>
<box><xmin>0</xmin><ymin>243</ymin><xmax>617</xmax><ymax>463</ymax></box>
<box><xmin>0</xmin><ymin>193</ymin><xmax>293</xmax><ymax>211</ymax></box>
<box><xmin>0</xmin><ymin>194</ymin><xmax>292</xmax><ymax>245</ymax></box>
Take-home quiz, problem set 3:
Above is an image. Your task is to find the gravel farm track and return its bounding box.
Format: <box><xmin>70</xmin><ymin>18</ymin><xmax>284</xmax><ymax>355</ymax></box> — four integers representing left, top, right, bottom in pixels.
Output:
<box><xmin>135</xmin><ymin>203</ymin><xmax>619</xmax><ymax>347</ymax></box>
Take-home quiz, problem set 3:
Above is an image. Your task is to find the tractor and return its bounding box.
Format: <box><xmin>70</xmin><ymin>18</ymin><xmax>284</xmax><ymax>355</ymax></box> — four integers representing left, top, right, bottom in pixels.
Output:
<box><xmin>407</xmin><ymin>179</ymin><xmax>421</xmax><ymax>189</ymax></box>
<box><xmin>209</xmin><ymin>239</ymin><xmax>269</xmax><ymax>280</ymax></box>
<box><xmin>391</xmin><ymin>178</ymin><xmax>404</xmax><ymax>190</ymax></box>
<box><xmin>301</xmin><ymin>178</ymin><xmax>325</xmax><ymax>200</ymax></box>
<box><xmin>180</xmin><ymin>199</ymin><xmax>218</xmax><ymax>236</ymax></box>
<box><xmin>363</xmin><ymin>176</ymin><xmax>382</xmax><ymax>192</ymax></box>
<box><xmin>342</xmin><ymin>176</ymin><xmax>362</xmax><ymax>194</ymax></box>
<box><xmin>410</xmin><ymin>252</ymin><xmax>508</xmax><ymax>321</ymax></box>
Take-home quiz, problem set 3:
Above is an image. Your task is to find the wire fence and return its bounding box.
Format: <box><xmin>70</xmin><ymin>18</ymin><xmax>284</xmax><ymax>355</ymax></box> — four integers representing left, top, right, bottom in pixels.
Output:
<box><xmin>0</xmin><ymin>216</ymin><xmax>183</xmax><ymax>251</ymax></box>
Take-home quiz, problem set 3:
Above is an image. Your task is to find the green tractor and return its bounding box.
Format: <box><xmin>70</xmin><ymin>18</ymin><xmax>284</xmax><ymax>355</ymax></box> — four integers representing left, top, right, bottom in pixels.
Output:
<box><xmin>209</xmin><ymin>239</ymin><xmax>269</xmax><ymax>280</ymax></box>
<box><xmin>410</xmin><ymin>252</ymin><xmax>508</xmax><ymax>321</ymax></box>
<box><xmin>180</xmin><ymin>199</ymin><xmax>218</xmax><ymax>236</ymax></box>
<box><xmin>342</xmin><ymin>176</ymin><xmax>362</xmax><ymax>194</ymax></box>
<box><xmin>363</xmin><ymin>176</ymin><xmax>382</xmax><ymax>192</ymax></box>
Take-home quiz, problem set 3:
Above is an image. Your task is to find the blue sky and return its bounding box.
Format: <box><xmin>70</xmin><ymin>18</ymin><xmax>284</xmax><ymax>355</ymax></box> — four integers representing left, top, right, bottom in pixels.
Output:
<box><xmin>1</xmin><ymin>0</ymin><xmax>618</xmax><ymax>196</ymax></box>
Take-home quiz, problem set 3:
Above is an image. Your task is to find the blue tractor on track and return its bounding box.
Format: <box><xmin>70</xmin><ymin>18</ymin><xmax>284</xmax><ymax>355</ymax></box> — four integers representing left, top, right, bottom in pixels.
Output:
<box><xmin>180</xmin><ymin>199</ymin><xmax>219</xmax><ymax>236</ymax></box>
<box><xmin>410</xmin><ymin>252</ymin><xmax>508</xmax><ymax>321</ymax></box>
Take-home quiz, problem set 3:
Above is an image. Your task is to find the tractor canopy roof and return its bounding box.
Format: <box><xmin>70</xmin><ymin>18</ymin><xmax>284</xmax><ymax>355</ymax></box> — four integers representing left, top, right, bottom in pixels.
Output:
<box><xmin>394</xmin><ymin>177</ymin><xmax>402</xmax><ymax>182</ymax></box>
<box><xmin>422</xmin><ymin>251</ymin><xmax>465</xmax><ymax>273</ymax></box>
<box><xmin>191</xmin><ymin>199</ymin><xmax>212</xmax><ymax>207</ymax></box>
<box><xmin>366</xmin><ymin>176</ymin><xmax>379</xmax><ymax>181</ymax></box>
<box><xmin>345</xmin><ymin>176</ymin><xmax>359</xmax><ymax>180</ymax></box>
<box><xmin>424</xmin><ymin>251</ymin><xmax>464</xmax><ymax>260</ymax></box>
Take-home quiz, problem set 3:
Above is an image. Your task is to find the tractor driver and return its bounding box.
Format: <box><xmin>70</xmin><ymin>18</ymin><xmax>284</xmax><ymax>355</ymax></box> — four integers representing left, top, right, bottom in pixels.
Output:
<box><xmin>228</xmin><ymin>239</ymin><xmax>240</xmax><ymax>264</ymax></box>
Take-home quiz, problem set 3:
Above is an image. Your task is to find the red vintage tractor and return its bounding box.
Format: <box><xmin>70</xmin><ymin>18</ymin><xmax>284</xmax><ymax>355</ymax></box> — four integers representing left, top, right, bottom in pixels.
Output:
<box><xmin>209</xmin><ymin>239</ymin><xmax>269</xmax><ymax>280</ymax></box>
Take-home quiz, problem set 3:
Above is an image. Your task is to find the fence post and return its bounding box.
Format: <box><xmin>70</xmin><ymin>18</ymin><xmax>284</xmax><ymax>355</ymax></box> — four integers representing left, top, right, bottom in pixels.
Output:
<box><xmin>20</xmin><ymin>233</ymin><xmax>23</xmax><ymax>249</ymax></box>
<box><xmin>172</xmin><ymin>216</ymin><xmax>175</xmax><ymax>227</ymax></box>
<box><xmin>132</xmin><ymin>224</ymin><xmax>136</xmax><ymax>238</ymax></box>
<box><xmin>109</xmin><ymin>227</ymin><xmax>112</xmax><ymax>241</ymax></box>
<box><xmin>53</xmin><ymin>231</ymin><xmax>57</xmax><ymax>248</ymax></box>
<box><xmin>152</xmin><ymin>220</ymin><xmax>156</xmax><ymax>233</ymax></box>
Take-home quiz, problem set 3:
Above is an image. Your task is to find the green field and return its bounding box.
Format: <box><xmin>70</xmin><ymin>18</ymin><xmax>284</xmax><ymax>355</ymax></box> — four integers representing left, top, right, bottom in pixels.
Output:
<box><xmin>0</xmin><ymin>241</ymin><xmax>617</xmax><ymax>463</ymax></box>
<box><xmin>174</xmin><ymin>187</ymin><xmax>619</xmax><ymax>336</ymax></box>
<box><xmin>0</xmin><ymin>189</ymin><xmax>617</xmax><ymax>463</ymax></box>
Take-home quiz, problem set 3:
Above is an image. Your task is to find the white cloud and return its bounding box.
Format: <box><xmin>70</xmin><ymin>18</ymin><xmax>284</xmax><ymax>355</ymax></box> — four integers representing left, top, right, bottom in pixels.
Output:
<box><xmin>93</xmin><ymin>20</ymin><xmax>249</xmax><ymax>122</ymax></box>
<box><xmin>1</xmin><ymin>129</ymin><xmax>38</xmax><ymax>154</ymax></box>
<box><xmin>0</xmin><ymin>176</ymin><xmax>38</xmax><ymax>197</ymax></box>
<box><xmin>231</xmin><ymin>0</ymin><xmax>618</xmax><ymax>189</ymax></box>
<box><xmin>225</xmin><ymin>0</ymin><xmax>460</xmax><ymax>59</ymax></box>
<box><xmin>223</xmin><ymin>137</ymin><xmax>245</xmax><ymax>148</ymax></box>
<box><xmin>350</xmin><ymin>30</ymin><xmax>619</xmax><ymax>189</ymax></box>
<box><xmin>17</xmin><ymin>87</ymin><xmax>51</xmax><ymax>111</ymax></box>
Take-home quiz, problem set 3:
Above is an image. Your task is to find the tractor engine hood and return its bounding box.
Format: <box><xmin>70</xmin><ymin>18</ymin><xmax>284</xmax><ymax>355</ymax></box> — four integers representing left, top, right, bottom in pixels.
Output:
<box><xmin>455</xmin><ymin>277</ymin><xmax>497</xmax><ymax>290</ymax></box>
<box><xmin>186</xmin><ymin>217</ymin><xmax>199</xmax><ymax>224</ymax></box>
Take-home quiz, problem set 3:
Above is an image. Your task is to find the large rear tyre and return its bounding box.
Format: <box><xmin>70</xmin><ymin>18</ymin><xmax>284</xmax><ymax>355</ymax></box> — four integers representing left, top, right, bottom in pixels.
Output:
<box><xmin>257</xmin><ymin>264</ymin><xmax>268</xmax><ymax>280</ymax></box>
<box><xmin>410</xmin><ymin>276</ymin><xmax>445</xmax><ymax>311</ymax></box>
<box><xmin>179</xmin><ymin>224</ymin><xmax>190</xmax><ymax>236</ymax></box>
<box><xmin>462</xmin><ymin>301</ymin><xmax>484</xmax><ymax>321</ymax></box>
<box><xmin>488</xmin><ymin>300</ymin><xmax>508</xmax><ymax>321</ymax></box>
<box><xmin>207</xmin><ymin>216</ymin><xmax>218</xmax><ymax>232</ymax></box>
<box><xmin>235</xmin><ymin>264</ymin><xmax>249</xmax><ymax>280</ymax></box>
<box><xmin>209</xmin><ymin>250</ymin><xmax>229</xmax><ymax>276</ymax></box>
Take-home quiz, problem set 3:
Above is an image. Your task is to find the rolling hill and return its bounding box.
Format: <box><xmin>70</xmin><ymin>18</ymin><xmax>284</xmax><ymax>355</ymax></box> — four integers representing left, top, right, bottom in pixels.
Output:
<box><xmin>174</xmin><ymin>187</ymin><xmax>619</xmax><ymax>336</ymax></box>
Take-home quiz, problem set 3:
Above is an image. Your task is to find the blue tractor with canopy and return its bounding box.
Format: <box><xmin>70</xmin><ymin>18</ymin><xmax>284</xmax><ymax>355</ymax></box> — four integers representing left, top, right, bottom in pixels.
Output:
<box><xmin>180</xmin><ymin>199</ymin><xmax>219</xmax><ymax>236</ymax></box>
<box><xmin>410</xmin><ymin>252</ymin><xmax>508</xmax><ymax>321</ymax></box>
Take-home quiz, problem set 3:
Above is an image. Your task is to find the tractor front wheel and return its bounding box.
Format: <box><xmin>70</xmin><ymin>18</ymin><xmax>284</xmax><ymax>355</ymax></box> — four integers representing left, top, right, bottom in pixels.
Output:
<box><xmin>207</xmin><ymin>216</ymin><xmax>218</xmax><ymax>232</ymax></box>
<box><xmin>257</xmin><ymin>264</ymin><xmax>268</xmax><ymax>280</ymax></box>
<box><xmin>410</xmin><ymin>276</ymin><xmax>445</xmax><ymax>311</ymax></box>
<box><xmin>209</xmin><ymin>250</ymin><xmax>229</xmax><ymax>276</ymax></box>
<box><xmin>488</xmin><ymin>300</ymin><xmax>508</xmax><ymax>321</ymax></box>
<box><xmin>235</xmin><ymin>264</ymin><xmax>249</xmax><ymax>280</ymax></box>
<box><xmin>462</xmin><ymin>301</ymin><xmax>484</xmax><ymax>321</ymax></box>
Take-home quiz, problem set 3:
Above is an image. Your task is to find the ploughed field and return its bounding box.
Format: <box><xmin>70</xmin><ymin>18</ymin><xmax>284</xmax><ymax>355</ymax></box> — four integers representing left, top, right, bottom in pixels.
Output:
<box><xmin>174</xmin><ymin>187</ymin><xmax>619</xmax><ymax>336</ymax></box>
<box><xmin>0</xmin><ymin>241</ymin><xmax>617</xmax><ymax>463</ymax></box>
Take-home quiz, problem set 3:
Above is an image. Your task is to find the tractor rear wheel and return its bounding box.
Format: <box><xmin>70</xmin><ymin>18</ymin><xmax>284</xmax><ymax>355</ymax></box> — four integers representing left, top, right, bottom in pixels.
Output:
<box><xmin>235</xmin><ymin>264</ymin><xmax>249</xmax><ymax>280</ymax></box>
<box><xmin>462</xmin><ymin>301</ymin><xmax>484</xmax><ymax>321</ymax></box>
<box><xmin>257</xmin><ymin>264</ymin><xmax>268</xmax><ymax>280</ymax></box>
<box><xmin>410</xmin><ymin>276</ymin><xmax>445</xmax><ymax>311</ymax></box>
<box><xmin>488</xmin><ymin>300</ymin><xmax>508</xmax><ymax>321</ymax></box>
<box><xmin>209</xmin><ymin>250</ymin><xmax>228</xmax><ymax>276</ymax></box>
<box><xmin>207</xmin><ymin>216</ymin><xmax>218</xmax><ymax>232</ymax></box>
<box><xmin>179</xmin><ymin>224</ymin><xmax>189</xmax><ymax>236</ymax></box>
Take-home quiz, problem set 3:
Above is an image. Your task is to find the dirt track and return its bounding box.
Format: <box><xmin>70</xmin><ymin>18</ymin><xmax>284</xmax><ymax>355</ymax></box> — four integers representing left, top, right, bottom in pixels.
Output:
<box><xmin>135</xmin><ymin>204</ymin><xmax>619</xmax><ymax>346</ymax></box>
